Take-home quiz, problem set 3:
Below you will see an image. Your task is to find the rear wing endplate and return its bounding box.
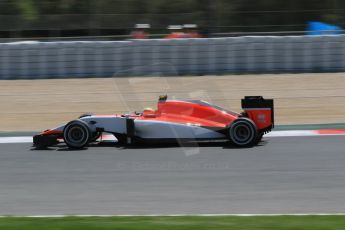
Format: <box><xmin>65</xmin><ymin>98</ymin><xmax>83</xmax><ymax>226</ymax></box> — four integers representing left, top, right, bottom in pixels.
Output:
<box><xmin>241</xmin><ymin>96</ymin><xmax>274</xmax><ymax>129</ymax></box>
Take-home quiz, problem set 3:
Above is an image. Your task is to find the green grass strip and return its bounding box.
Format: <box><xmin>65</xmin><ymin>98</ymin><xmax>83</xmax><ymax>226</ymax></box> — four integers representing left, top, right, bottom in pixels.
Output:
<box><xmin>0</xmin><ymin>216</ymin><xmax>345</xmax><ymax>230</ymax></box>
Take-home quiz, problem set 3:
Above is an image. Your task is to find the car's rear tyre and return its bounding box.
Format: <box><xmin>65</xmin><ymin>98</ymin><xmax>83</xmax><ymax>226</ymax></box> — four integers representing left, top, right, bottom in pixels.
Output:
<box><xmin>63</xmin><ymin>120</ymin><xmax>92</xmax><ymax>149</ymax></box>
<box><xmin>229</xmin><ymin>118</ymin><xmax>258</xmax><ymax>147</ymax></box>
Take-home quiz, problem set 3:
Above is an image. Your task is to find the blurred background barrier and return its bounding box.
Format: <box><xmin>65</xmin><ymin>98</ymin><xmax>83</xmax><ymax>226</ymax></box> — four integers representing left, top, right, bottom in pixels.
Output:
<box><xmin>1</xmin><ymin>35</ymin><xmax>345</xmax><ymax>79</ymax></box>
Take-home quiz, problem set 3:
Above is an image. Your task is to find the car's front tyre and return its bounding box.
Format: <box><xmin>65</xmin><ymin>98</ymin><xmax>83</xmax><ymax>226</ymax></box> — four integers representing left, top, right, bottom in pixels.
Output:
<box><xmin>63</xmin><ymin>120</ymin><xmax>92</xmax><ymax>149</ymax></box>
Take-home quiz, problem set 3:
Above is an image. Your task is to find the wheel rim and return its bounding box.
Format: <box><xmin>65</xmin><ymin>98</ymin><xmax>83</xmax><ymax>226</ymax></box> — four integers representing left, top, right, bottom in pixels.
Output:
<box><xmin>230</xmin><ymin>121</ymin><xmax>255</xmax><ymax>145</ymax></box>
<box><xmin>234</xmin><ymin>125</ymin><xmax>250</xmax><ymax>142</ymax></box>
<box><xmin>66</xmin><ymin>125</ymin><xmax>88</xmax><ymax>146</ymax></box>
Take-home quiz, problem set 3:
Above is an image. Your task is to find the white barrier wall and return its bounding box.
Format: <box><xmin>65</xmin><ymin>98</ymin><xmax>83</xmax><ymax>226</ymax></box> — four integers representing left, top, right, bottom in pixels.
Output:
<box><xmin>1</xmin><ymin>35</ymin><xmax>345</xmax><ymax>79</ymax></box>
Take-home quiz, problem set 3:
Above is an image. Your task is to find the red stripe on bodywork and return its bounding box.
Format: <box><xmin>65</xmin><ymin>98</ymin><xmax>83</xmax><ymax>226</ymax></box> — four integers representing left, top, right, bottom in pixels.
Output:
<box><xmin>41</xmin><ymin>130</ymin><xmax>63</xmax><ymax>135</ymax></box>
<box><xmin>136</xmin><ymin>100</ymin><xmax>239</xmax><ymax>128</ymax></box>
<box><xmin>316</xmin><ymin>129</ymin><xmax>345</xmax><ymax>135</ymax></box>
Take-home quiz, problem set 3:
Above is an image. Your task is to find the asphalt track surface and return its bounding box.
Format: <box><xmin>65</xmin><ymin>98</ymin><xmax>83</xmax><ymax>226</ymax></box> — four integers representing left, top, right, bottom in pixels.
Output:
<box><xmin>0</xmin><ymin>136</ymin><xmax>344</xmax><ymax>215</ymax></box>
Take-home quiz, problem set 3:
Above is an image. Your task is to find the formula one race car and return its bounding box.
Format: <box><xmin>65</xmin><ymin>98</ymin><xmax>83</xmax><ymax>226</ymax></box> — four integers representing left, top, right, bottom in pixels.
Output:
<box><xmin>33</xmin><ymin>96</ymin><xmax>274</xmax><ymax>149</ymax></box>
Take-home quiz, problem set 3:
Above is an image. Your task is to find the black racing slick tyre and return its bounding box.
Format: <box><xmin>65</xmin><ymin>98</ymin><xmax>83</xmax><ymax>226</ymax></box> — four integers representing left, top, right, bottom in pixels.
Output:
<box><xmin>229</xmin><ymin>118</ymin><xmax>258</xmax><ymax>147</ymax></box>
<box><xmin>63</xmin><ymin>120</ymin><xmax>92</xmax><ymax>149</ymax></box>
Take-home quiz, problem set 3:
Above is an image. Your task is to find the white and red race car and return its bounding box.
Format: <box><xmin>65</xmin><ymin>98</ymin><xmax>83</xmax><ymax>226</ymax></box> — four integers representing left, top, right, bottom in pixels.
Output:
<box><xmin>33</xmin><ymin>95</ymin><xmax>274</xmax><ymax>149</ymax></box>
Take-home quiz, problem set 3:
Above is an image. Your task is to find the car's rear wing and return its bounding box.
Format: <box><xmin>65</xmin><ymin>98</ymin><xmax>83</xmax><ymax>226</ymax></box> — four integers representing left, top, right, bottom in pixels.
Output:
<box><xmin>241</xmin><ymin>96</ymin><xmax>274</xmax><ymax>132</ymax></box>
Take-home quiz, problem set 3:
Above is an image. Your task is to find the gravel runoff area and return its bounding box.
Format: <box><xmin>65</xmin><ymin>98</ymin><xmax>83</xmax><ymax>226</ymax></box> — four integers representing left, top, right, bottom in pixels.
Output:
<box><xmin>1</xmin><ymin>73</ymin><xmax>345</xmax><ymax>132</ymax></box>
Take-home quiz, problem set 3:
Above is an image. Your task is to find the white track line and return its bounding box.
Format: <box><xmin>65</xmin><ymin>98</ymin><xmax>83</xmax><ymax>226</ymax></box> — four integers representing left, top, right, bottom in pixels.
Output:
<box><xmin>266</xmin><ymin>130</ymin><xmax>345</xmax><ymax>137</ymax></box>
<box><xmin>0</xmin><ymin>213</ymin><xmax>345</xmax><ymax>218</ymax></box>
<box><xmin>265</xmin><ymin>130</ymin><xmax>317</xmax><ymax>137</ymax></box>
<box><xmin>0</xmin><ymin>136</ymin><xmax>32</xmax><ymax>144</ymax></box>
